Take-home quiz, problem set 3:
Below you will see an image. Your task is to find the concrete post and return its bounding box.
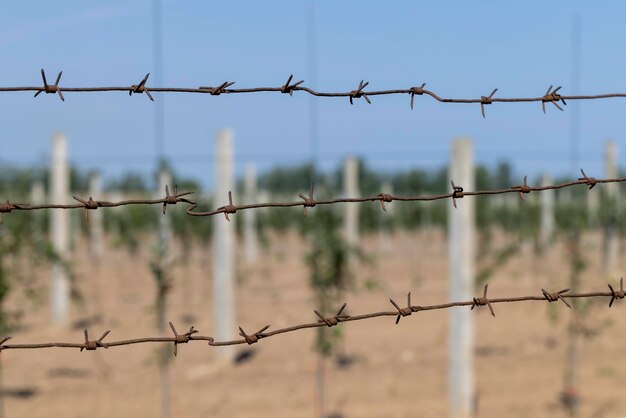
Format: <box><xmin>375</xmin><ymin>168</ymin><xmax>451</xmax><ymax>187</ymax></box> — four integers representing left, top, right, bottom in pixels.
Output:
<box><xmin>448</xmin><ymin>138</ymin><xmax>475</xmax><ymax>418</ymax></box>
<box><xmin>378</xmin><ymin>181</ymin><xmax>393</xmax><ymax>253</ymax></box>
<box><xmin>604</xmin><ymin>141</ymin><xmax>620</xmax><ymax>281</ymax></box>
<box><xmin>540</xmin><ymin>174</ymin><xmax>555</xmax><ymax>247</ymax></box>
<box><xmin>212</xmin><ymin>129</ymin><xmax>236</xmax><ymax>361</ymax></box>
<box><xmin>89</xmin><ymin>172</ymin><xmax>104</xmax><ymax>261</ymax></box>
<box><xmin>243</xmin><ymin>164</ymin><xmax>259</xmax><ymax>263</ymax></box>
<box><xmin>50</xmin><ymin>132</ymin><xmax>70</xmax><ymax>326</ymax></box>
<box><xmin>343</xmin><ymin>156</ymin><xmax>359</xmax><ymax>247</ymax></box>
<box><xmin>30</xmin><ymin>181</ymin><xmax>45</xmax><ymax>236</ymax></box>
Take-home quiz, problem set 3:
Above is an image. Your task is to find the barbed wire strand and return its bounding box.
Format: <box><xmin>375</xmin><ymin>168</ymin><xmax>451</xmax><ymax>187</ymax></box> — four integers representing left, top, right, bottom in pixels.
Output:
<box><xmin>0</xmin><ymin>170</ymin><xmax>619</xmax><ymax>223</ymax></box>
<box><xmin>4</xmin><ymin>70</ymin><xmax>626</xmax><ymax>116</ymax></box>
<box><xmin>0</xmin><ymin>280</ymin><xmax>624</xmax><ymax>354</ymax></box>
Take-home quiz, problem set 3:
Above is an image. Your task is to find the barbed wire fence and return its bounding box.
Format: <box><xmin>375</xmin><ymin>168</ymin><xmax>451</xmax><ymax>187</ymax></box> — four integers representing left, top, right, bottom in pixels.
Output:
<box><xmin>0</xmin><ymin>281</ymin><xmax>623</xmax><ymax>354</ymax></box>
<box><xmin>4</xmin><ymin>69</ymin><xmax>626</xmax><ymax>116</ymax></box>
<box><xmin>0</xmin><ymin>170</ymin><xmax>620</xmax><ymax>223</ymax></box>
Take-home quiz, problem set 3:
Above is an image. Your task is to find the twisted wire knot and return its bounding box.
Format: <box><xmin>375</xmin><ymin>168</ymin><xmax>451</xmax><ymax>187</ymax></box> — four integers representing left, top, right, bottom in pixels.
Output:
<box><xmin>217</xmin><ymin>191</ymin><xmax>237</xmax><ymax>221</ymax></box>
<box><xmin>280</xmin><ymin>75</ymin><xmax>304</xmax><ymax>96</ymax></box>
<box><xmin>409</xmin><ymin>83</ymin><xmax>426</xmax><ymax>110</ymax></box>
<box><xmin>377</xmin><ymin>193</ymin><xmax>393</xmax><ymax>212</ymax></box>
<box><xmin>511</xmin><ymin>176</ymin><xmax>531</xmax><ymax>200</ymax></box>
<box><xmin>608</xmin><ymin>277</ymin><xmax>625</xmax><ymax>307</ymax></box>
<box><xmin>198</xmin><ymin>81</ymin><xmax>235</xmax><ymax>96</ymax></box>
<box><xmin>80</xmin><ymin>329</ymin><xmax>110</xmax><ymax>352</ymax></box>
<box><xmin>471</xmin><ymin>284</ymin><xmax>495</xmax><ymax>317</ymax></box>
<box><xmin>129</xmin><ymin>73</ymin><xmax>154</xmax><ymax>101</ymax></box>
<box><xmin>410</xmin><ymin>84</ymin><xmax>426</xmax><ymax>96</ymax></box>
<box><xmin>541</xmin><ymin>85</ymin><xmax>567</xmax><ymax>113</ymax></box>
<box><xmin>349</xmin><ymin>80</ymin><xmax>371</xmax><ymax>104</ymax></box>
<box><xmin>34</xmin><ymin>69</ymin><xmax>64</xmax><ymax>101</ymax></box>
<box><xmin>239</xmin><ymin>325</ymin><xmax>270</xmax><ymax>345</ymax></box>
<box><xmin>0</xmin><ymin>201</ymin><xmax>13</xmax><ymax>213</ymax></box>
<box><xmin>480</xmin><ymin>88</ymin><xmax>497</xmax><ymax>118</ymax></box>
<box><xmin>299</xmin><ymin>184</ymin><xmax>317</xmax><ymax>217</ymax></box>
<box><xmin>450</xmin><ymin>181</ymin><xmax>464</xmax><ymax>208</ymax></box>
<box><xmin>0</xmin><ymin>337</ymin><xmax>11</xmax><ymax>351</ymax></box>
<box><xmin>542</xmin><ymin>288</ymin><xmax>572</xmax><ymax>308</ymax></box>
<box><xmin>578</xmin><ymin>169</ymin><xmax>598</xmax><ymax>189</ymax></box>
<box><xmin>169</xmin><ymin>322</ymin><xmax>198</xmax><ymax>356</ymax></box>
<box><xmin>390</xmin><ymin>292</ymin><xmax>417</xmax><ymax>324</ymax></box>
<box><xmin>161</xmin><ymin>184</ymin><xmax>194</xmax><ymax>215</ymax></box>
<box><xmin>314</xmin><ymin>303</ymin><xmax>349</xmax><ymax>327</ymax></box>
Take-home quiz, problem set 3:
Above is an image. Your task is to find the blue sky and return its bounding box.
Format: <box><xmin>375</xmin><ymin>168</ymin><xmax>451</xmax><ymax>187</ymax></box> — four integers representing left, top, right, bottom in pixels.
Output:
<box><xmin>1</xmin><ymin>1</ymin><xmax>625</xmax><ymax>188</ymax></box>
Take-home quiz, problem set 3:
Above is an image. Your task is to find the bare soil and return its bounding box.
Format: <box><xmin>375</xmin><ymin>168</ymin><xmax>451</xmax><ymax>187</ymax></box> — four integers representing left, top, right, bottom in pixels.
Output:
<box><xmin>2</xmin><ymin>229</ymin><xmax>625</xmax><ymax>418</ymax></box>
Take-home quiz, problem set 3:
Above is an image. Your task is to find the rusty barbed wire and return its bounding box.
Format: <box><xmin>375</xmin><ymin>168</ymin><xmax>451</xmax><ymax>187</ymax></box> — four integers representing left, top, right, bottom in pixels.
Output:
<box><xmin>4</xmin><ymin>69</ymin><xmax>626</xmax><ymax>116</ymax></box>
<box><xmin>0</xmin><ymin>281</ymin><xmax>624</xmax><ymax>355</ymax></box>
<box><xmin>0</xmin><ymin>170</ymin><xmax>621</xmax><ymax>223</ymax></box>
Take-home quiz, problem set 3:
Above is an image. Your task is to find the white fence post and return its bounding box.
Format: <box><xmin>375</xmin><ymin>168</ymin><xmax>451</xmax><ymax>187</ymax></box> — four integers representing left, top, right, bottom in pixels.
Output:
<box><xmin>89</xmin><ymin>172</ymin><xmax>104</xmax><ymax>261</ymax></box>
<box><xmin>378</xmin><ymin>181</ymin><xmax>393</xmax><ymax>253</ymax></box>
<box><xmin>540</xmin><ymin>174</ymin><xmax>555</xmax><ymax>247</ymax></box>
<box><xmin>244</xmin><ymin>163</ymin><xmax>259</xmax><ymax>263</ymax></box>
<box><xmin>50</xmin><ymin>132</ymin><xmax>70</xmax><ymax>326</ymax></box>
<box><xmin>448</xmin><ymin>138</ymin><xmax>475</xmax><ymax>418</ymax></box>
<box><xmin>604</xmin><ymin>141</ymin><xmax>620</xmax><ymax>281</ymax></box>
<box><xmin>343</xmin><ymin>156</ymin><xmax>359</xmax><ymax>246</ymax></box>
<box><xmin>213</xmin><ymin>129</ymin><xmax>236</xmax><ymax>361</ymax></box>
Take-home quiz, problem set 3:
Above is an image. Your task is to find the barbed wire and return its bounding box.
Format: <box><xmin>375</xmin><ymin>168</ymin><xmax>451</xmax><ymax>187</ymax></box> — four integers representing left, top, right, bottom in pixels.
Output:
<box><xmin>4</xmin><ymin>69</ymin><xmax>626</xmax><ymax>116</ymax></box>
<box><xmin>0</xmin><ymin>280</ymin><xmax>624</xmax><ymax>354</ymax></box>
<box><xmin>0</xmin><ymin>170</ymin><xmax>621</xmax><ymax>223</ymax></box>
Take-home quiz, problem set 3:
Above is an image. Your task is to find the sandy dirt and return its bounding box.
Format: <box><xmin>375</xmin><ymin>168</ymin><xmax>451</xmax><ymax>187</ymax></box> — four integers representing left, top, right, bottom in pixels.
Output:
<box><xmin>2</xmin><ymin>229</ymin><xmax>626</xmax><ymax>418</ymax></box>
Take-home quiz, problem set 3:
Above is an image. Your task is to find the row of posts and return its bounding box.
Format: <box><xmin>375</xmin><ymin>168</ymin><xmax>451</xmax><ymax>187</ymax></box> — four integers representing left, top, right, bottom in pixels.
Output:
<box><xmin>39</xmin><ymin>132</ymin><xmax>621</xmax><ymax>416</ymax></box>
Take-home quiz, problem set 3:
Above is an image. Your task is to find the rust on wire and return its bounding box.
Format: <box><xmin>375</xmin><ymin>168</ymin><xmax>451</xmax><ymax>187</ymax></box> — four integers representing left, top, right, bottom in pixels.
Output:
<box><xmin>1</xmin><ymin>173</ymin><xmax>625</xmax><ymax>223</ymax></box>
<box><xmin>6</xmin><ymin>69</ymin><xmax>626</xmax><ymax>114</ymax></box>
<box><xmin>0</xmin><ymin>283</ymin><xmax>623</xmax><ymax>355</ymax></box>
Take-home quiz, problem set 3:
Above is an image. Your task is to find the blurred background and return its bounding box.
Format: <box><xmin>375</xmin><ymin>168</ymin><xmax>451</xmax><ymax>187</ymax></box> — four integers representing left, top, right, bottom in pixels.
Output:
<box><xmin>1</xmin><ymin>1</ymin><xmax>626</xmax><ymax>418</ymax></box>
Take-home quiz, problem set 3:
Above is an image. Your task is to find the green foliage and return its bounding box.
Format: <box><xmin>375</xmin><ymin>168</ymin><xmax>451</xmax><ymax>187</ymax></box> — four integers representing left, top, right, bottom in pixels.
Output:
<box><xmin>304</xmin><ymin>207</ymin><xmax>355</xmax><ymax>357</ymax></box>
<box><xmin>107</xmin><ymin>172</ymin><xmax>150</xmax><ymax>192</ymax></box>
<box><xmin>0</xmin><ymin>211</ymin><xmax>60</xmax><ymax>333</ymax></box>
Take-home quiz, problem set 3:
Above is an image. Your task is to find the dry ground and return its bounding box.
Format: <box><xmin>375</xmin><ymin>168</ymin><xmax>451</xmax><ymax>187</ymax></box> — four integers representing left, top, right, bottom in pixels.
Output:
<box><xmin>2</xmin><ymin>229</ymin><xmax>626</xmax><ymax>418</ymax></box>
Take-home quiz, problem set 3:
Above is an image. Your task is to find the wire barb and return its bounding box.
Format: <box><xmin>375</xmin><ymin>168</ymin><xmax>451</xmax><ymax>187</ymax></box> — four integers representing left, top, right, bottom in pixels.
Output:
<box><xmin>472</xmin><ymin>284</ymin><xmax>495</xmax><ymax>317</ymax></box>
<box><xmin>129</xmin><ymin>73</ymin><xmax>154</xmax><ymax>101</ymax></box>
<box><xmin>33</xmin><ymin>69</ymin><xmax>64</xmax><ymax>101</ymax></box>
<box><xmin>169</xmin><ymin>322</ymin><xmax>198</xmax><ymax>356</ymax></box>
<box><xmin>314</xmin><ymin>303</ymin><xmax>349</xmax><ymax>327</ymax></box>
<box><xmin>377</xmin><ymin>193</ymin><xmax>393</xmax><ymax>212</ymax></box>
<box><xmin>608</xmin><ymin>277</ymin><xmax>625</xmax><ymax>307</ymax></box>
<box><xmin>578</xmin><ymin>169</ymin><xmax>598</xmax><ymax>189</ymax></box>
<box><xmin>80</xmin><ymin>329</ymin><xmax>110</xmax><ymax>352</ymax></box>
<box><xmin>238</xmin><ymin>325</ymin><xmax>270</xmax><ymax>345</ymax></box>
<box><xmin>480</xmin><ymin>88</ymin><xmax>498</xmax><ymax>118</ymax></box>
<box><xmin>217</xmin><ymin>191</ymin><xmax>237</xmax><ymax>221</ymax></box>
<box><xmin>410</xmin><ymin>83</ymin><xmax>426</xmax><ymax>110</ymax></box>
<box><xmin>542</xmin><ymin>85</ymin><xmax>567</xmax><ymax>113</ymax></box>
<box><xmin>280</xmin><ymin>74</ymin><xmax>304</xmax><ymax>96</ymax></box>
<box><xmin>450</xmin><ymin>181</ymin><xmax>464</xmax><ymax>208</ymax></box>
<box><xmin>298</xmin><ymin>183</ymin><xmax>317</xmax><ymax>217</ymax></box>
<box><xmin>199</xmin><ymin>81</ymin><xmax>236</xmax><ymax>96</ymax></box>
<box><xmin>349</xmin><ymin>80</ymin><xmax>371</xmax><ymax>105</ymax></box>
<box><xmin>390</xmin><ymin>292</ymin><xmax>415</xmax><ymax>324</ymax></box>
<box><xmin>0</xmin><ymin>337</ymin><xmax>11</xmax><ymax>351</ymax></box>
<box><xmin>162</xmin><ymin>184</ymin><xmax>193</xmax><ymax>215</ymax></box>
<box><xmin>542</xmin><ymin>288</ymin><xmax>572</xmax><ymax>308</ymax></box>
<box><xmin>73</xmin><ymin>195</ymin><xmax>99</xmax><ymax>224</ymax></box>
<box><xmin>511</xmin><ymin>176</ymin><xmax>531</xmax><ymax>200</ymax></box>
